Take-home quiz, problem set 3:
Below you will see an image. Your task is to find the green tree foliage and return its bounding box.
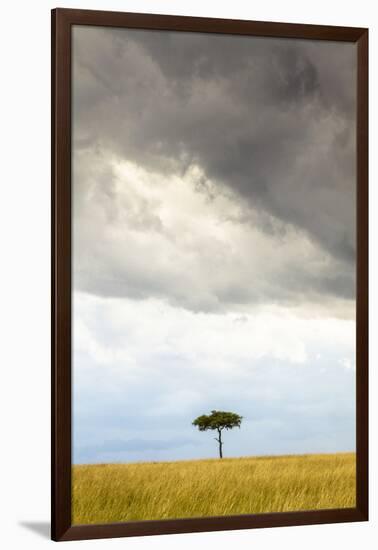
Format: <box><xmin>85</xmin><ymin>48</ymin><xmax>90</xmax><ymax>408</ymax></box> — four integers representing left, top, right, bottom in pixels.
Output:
<box><xmin>192</xmin><ymin>410</ymin><xmax>243</xmax><ymax>459</ymax></box>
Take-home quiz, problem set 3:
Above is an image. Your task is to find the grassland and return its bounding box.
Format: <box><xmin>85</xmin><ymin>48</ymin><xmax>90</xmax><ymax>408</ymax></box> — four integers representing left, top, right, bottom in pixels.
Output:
<box><xmin>72</xmin><ymin>452</ymin><xmax>355</xmax><ymax>524</ymax></box>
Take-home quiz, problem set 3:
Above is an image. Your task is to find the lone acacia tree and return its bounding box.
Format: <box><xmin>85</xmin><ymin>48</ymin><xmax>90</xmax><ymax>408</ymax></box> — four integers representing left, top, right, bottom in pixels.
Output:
<box><xmin>192</xmin><ymin>410</ymin><xmax>243</xmax><ymax>459</ymax></box>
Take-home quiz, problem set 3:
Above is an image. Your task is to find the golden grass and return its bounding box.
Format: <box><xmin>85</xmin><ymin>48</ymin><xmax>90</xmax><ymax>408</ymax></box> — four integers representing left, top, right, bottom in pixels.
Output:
<box><xmin>72</xmin><ymin>452</ymin><xmax>356</xmax><ymax>524</ymax></box>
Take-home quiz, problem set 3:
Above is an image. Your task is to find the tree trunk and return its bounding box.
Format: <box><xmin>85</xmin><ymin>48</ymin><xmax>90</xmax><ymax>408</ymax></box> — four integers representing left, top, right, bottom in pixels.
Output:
<box><xmin>217</xmin><ymin>428</ymin><xmax>223</xmax><ymax>459</ymax></box>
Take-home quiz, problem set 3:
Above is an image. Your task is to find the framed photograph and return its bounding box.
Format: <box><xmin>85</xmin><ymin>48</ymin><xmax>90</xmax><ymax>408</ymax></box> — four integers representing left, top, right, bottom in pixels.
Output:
<box><xmin>51</xmin><ymin>8</ymin><xmax>368</xmax><ymax>542</ymax></box>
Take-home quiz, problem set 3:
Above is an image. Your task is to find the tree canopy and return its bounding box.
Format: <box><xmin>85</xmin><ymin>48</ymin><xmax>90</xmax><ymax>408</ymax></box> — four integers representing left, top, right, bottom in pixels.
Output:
<box><xmin>193</xmin><ymin>410</ymin><xmax>242</xmax><ymax>431</ymax></box>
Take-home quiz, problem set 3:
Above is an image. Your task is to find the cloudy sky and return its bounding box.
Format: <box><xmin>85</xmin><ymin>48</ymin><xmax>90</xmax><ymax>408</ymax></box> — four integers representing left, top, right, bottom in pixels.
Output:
<box><xmin>72</xmin><ymin>26</ymin><xmax>356</xmax><ymax>464</ymax></box>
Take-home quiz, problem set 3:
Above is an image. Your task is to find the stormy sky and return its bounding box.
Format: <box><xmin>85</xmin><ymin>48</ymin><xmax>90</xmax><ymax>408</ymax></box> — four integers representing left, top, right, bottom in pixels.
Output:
<box><xmin>72</xmin><ymin>26</ymin><xmax>356</xmax><ymax>464</ymax></box>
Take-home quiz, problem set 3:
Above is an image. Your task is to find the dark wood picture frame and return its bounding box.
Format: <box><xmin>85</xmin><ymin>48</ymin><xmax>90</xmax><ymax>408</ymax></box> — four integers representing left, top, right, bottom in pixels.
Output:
<box><xmin>51</xmin><ymin>7</ymin><xmax>368</xmax><ymax>542</ymax></box>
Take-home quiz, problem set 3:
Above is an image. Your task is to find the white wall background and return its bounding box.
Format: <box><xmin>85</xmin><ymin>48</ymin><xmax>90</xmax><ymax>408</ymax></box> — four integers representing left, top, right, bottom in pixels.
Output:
<box><xmin>0</xmin><ymin>0</ymin><xmax>375</xmax><ymax>548</ymax></box>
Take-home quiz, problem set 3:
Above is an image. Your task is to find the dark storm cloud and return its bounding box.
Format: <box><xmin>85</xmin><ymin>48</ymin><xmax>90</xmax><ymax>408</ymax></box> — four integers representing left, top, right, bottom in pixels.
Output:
<box><xmin>72</xmin><ymin>26</ymin><xmax>356</xmax><ymax>309</ymax></box>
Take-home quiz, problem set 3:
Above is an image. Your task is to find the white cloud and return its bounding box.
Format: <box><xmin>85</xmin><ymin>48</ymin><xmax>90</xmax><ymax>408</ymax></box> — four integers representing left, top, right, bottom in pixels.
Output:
<box><xmin>339</xmin><ymin>357</ymin><xmax>356</xmax><ymax>371</ymax></box>
<box><xmin>73</xmin><ymin>291</ymin><xmax>356</xmax><ymax>386</ymax></box>
<box><xmin>73</xmin><ymin>151</ymin><xmax>354</xmax><ymax>318</ymax></box>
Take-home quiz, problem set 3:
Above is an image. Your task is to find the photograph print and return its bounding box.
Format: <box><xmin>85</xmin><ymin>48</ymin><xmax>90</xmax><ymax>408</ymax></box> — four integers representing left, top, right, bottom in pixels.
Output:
<box><xmin>71</xmin><ymin>24</ymin><xmax>357</xmax><ymax>525</ymax></box>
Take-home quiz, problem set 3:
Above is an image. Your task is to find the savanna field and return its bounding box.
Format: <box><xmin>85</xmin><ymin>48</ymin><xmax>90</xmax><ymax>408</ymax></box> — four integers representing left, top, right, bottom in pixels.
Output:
<box><xmin>72</xmin><ymin>452</ymin><xmax>356</xmax><ymax>524</ymax></box>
